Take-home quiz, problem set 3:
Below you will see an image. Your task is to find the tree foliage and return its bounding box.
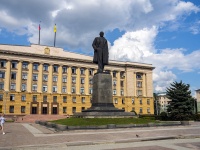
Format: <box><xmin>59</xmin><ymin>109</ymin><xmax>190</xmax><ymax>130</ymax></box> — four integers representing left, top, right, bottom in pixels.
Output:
<box><xmin>166</xmin><ymin>81</ymin><xmax>195</xmax><ymax>120</ymax></box>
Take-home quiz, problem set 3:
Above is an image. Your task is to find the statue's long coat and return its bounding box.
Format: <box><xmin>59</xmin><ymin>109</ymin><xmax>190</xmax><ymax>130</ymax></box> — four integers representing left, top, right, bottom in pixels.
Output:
<box><xmin>92</xmin><ymin>37</ymin><xmax>108</xmax><ymax>65</ymax></box>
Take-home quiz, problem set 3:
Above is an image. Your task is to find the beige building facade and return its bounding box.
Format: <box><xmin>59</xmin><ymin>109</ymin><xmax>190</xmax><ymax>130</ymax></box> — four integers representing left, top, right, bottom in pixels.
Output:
<box><xmin>0</xmin><ymin>44</ymin><xmax>155</xmax><ymax>116</ymax></box>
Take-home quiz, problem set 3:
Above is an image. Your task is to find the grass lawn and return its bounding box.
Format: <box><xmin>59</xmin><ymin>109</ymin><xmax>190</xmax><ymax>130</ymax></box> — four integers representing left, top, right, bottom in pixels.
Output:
<box><xmin>51</xmin><ymin>117</ymin><xmax>158</xmax><ymax>126</ymax></box>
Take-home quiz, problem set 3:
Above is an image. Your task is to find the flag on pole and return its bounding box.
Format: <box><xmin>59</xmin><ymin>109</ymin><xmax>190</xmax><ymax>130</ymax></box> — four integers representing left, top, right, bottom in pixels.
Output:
<box><xmin>54</xmin><ymin>24</ymin><xmax>57</xmax><ymax>47</ymax></box>
<box><xmin>38</xmin><ymin>23</ymin><xmax>41</xmax><ymax>45</ymax></box>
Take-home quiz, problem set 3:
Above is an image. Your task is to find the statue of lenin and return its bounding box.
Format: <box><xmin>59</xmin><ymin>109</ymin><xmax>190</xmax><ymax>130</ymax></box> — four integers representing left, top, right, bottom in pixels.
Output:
<box><xmin>92</xmin><ymin>31</ymin><xmax>109</xmax><ymax>73</ymax></box>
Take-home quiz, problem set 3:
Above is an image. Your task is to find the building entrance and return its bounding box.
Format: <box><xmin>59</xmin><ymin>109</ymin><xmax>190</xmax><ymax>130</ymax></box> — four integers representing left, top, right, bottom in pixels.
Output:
<box><xmin>52</xmin><ymin>107</ymin><xmax>57</xmax><ymax>114</ymax></box>
<box><xmin>32</xmin><ymin>107</ymin><xmax>37</xmax><ymax>114</ymax></box>
<box><xmin>42</xmin><ymin>107</ymin><xmax>48</xmax><ymax>114</ymax></box>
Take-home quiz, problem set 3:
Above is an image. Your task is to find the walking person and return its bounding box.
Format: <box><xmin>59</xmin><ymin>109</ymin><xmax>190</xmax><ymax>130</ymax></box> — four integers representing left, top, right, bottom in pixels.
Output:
<box><xmin>0</xmin><ymin>113</ymin><xmax>5</xmax><ymax>135</ymax></box>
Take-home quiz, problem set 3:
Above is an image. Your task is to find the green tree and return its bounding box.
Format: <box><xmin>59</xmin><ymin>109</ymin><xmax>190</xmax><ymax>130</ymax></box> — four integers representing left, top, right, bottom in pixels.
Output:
<box><xmin>166</xmin><ymin>81</ymin><xmax>194</xmax><ymax>120</ymax></box>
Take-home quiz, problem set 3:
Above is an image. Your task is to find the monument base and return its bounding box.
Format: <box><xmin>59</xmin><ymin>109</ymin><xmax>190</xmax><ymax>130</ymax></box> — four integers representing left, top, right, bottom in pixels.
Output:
<box><xmin>74</xmin><ymin>73</ymin><xmax>136</xmax><ymax>118</ymax></box>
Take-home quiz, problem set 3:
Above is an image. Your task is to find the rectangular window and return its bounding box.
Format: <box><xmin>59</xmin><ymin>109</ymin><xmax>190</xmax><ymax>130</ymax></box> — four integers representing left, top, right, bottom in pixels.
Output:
<box><xmin>147</xmin><ymin>108</ymin><xmax>150</xmax><ymax>113</ymax></box>
<box><xmin>121</xmin><ymin>90</ymin><xmax>124</xmax><ymax>96</ymax></box>
<box><xmin>43</xmin><ymin>64</ymin><xmax>48</xmax><ymax>71</ymax></box>
<box><xmin>0</xmin><ymin>83</ymin><xmax>4</xmax><ymax>90</ymax></box>
<box><xmin>72</xmin><ymin>77</ymin><xmax>76</xmax><ymax>83</ymax></box>
<box><xmin>33</xmin><ymin>95</ymin><xmax>37</xmax><ymax>102</ymax></box>
<box><xmin>63</xmin><ymin>107</ymin><xmax>67</xmax><ymax>113</ymax></box>
<box><xmin>122</xmin><ymin>98</ymin><xmax>125</xmax><ymax>104</ymax></box>
<box><xmin>33</xmin><ymin>63</ymin><xmax>39</xmax><ymax>70</ymax></box>
<box><xmin>140</xmin><ymin>99</ymin><xmax>142</xmax><ymax>105</ymax></box>
<box><xmin>72</xmin><ymin>97</ymin><xmax>76</xmax><ymax>103</ymax></box>
<box><xmin>89</xmin><ymin>69</ymin><xmax>93</xmax><ymax>75</ymax></box>
<box><xmin>113</xmin><ymin>72</ymin><xmax>117</xmax><ymax>78</ymax></box>
<box><xmin>53</xmin><ymin>65</ymin><xmax>58</xmax><ymax>72</ymax></box>
<box><xmin>114</xmin><ymin>98</ymin><xmax>118</xmax><ymax>104</ymax></box>
<box><xmin>32</xmin><ymin>85</ymin><xmax>37</xmax><ymax>91</ymax></box>
<box><xmin>43</xmin><ymin>75</ymin><xmax>48</xmax><ymax>81</ymax></box>
<box><xmin>53</xmin><ymin>96</ymin><xmax>57</xmax><ymax>102</ymax></box>
<box><xmin>89</xmin><ymin>78</ymin><xmax>93</xmax><ymax>84</ymax></box>
<box><xmin>0</xmin><ymin>94</ymin><xmax>3</xmax><ymax>101</ymax></box>
<box><xmin>82</xmin><ymin>107</ymin><xmax>85</xmax><ymax>111</ymax></box>
<box><xmin>120</xmin><ymin>72</ymin><xmax>125</xmax><ymax>78</ymax></box>
<box><xmin>0</xmin><ymin>60</ymin><xmax>6</xmax><ymax>68</ymax></box>
<box><xmin>113</xmin><ymin>80</ymin><xmax>117</xmax><ymax>86</ymax></box>
<box><xmin>11</xmin><ymin>62</ymin><xmax>17</xmax><ymax>68</ymax></box>
<box><xmin>9</xmin><ymin>106</ymin><xmax>14</xmax><ymax>113</ymax></box>
<box><xmin>137</xmin><ymin>90</ymin><xmax>142</xmax><ymax>96</ymax></box>
<box><xmin>72</xmin><ymin>86</ymin><xmax>76</xmax><ymax>93</ymax></box>
<box><xmin>43</xmin><ymin>86</ymin><xmax>47</xmax><ymax>92</ymax></box>
<box><xmin>89</xmin><ymin>88</ymin><xmax>93</xmax><ymax>94</ymax></box>
<box><xmin>62</xmin><ymin>76</ymin><xmax>67</xmax><ymax>83</ymax></box>
<box><xmin>53</xmin><ymin>76</ymin><xmax>58</xmax><ymax>82</ymax></box>
<box><xmin>21</xmin><ymin>84</ymin><xmax>27</xmax><ymax>91</ymax></box>
<box><xmin>132</xmin><ymin>98</ymin><xmax>135</xmax><ymax>104</ymax></box>
<box><xmin>10</xmin><ymin>83</ymin><xmax>16</xmax><ymax>90</ymax></box>
<box><xmin>147</xmin><ymin>99</ymin><xmax>150</xmax><ymax>105</ymax></box>
<box><xmin>140</xmin><ymin>107</ymin><xmax>143</xmax><ymax>113</ymax></box>
<box><xmin>10</xmin><ymin>94</ymin><xmax>15</xmax><ymax>101</ymax></box>
<box><xmin>72</xmin><ymin>67</ymin><xmax>76</xmax><ymax>74</ymax></box>
<box><xmin>63</xmin><ymin>96</ymin><xmax>67</xmax><ymax>103</ymax></box>
<box><xmin>21</xmin><ymin>106</ymin><xmax>26</xmax><ymax>113</ymax></box>
<box><xmin>81</xmin><ymin>97</ymin><xmax>85</xmax><ymax>103</ymax></box>
<box><xmin>80</xmin><ymin>87</ymin><xmax>84</xmax><ymax>94</ymax></box>
<box><xmin>113</xmin><ymin>89</ymin><xmax>117</xmax><ymax>95</ymax></box>
<box><xmin>72</xmin><ymin>107</ymin><xmax>76</xmax><ymax>113</ymax></box>
<box><xmin>136</xmin><ymin>74</ymin><xmax>142</xmax><ymax>79</ymax></box>
<box><xmin>80</xmin><ymin>68</ymin><xmax>85</xmax><ymax>75</ymax></box>
<box><xmin>137</xmin><ymin>81</ymin><xmax>142</xmax><ymax>88</ymax></box>
<box><xmin>22</xmin><ymin>62</ymin><xmax>28</xmax><ymax>69</ymax></box>
<box><xmin>11</xmin><ymin>72</ymin><xmax>16</xmax><ymax>79</ymax></box>
<box><xmin>21</xmin><ymin>95</ymin><xmax>26</xmax><ymax>101</ymax></box>
<box><xmin>33</xmin><ymin>74</ymin><xmax>38</xmax><ymax>81</ymax></box>
<box><xmin>43</xmin><ymin>96</ymin><xmax>47</xmax><ymax>102</ymax></box>
<box><xmin>62</xmin><ymin>86</ymin><xmax>67</xmax><ymax>93</ymax></box>
<box><xmin>62</xmin><ymin>66</ymin><xmax>67</xmax><ymax>73</ymax></box>
<box><xmin>52</xmin><ymin>86</ymin><xmax>57</xmax><ymax>92</ymax></box>
<box><xmin>0</xmin><ymin>71</ymin><xmax>5</xmax><ymax>78</ymax></box>
<box><xmin>22</xmin><ymin>73</ymin><xmax>27</xmax><ymax>80</ymax></box>
<box><xmin>120</xmin><ymin>81</ymin><xmax>124</xmax><ymax>87</ymax></box>
<box><xmin>81</xmin><ymin>78</ymin><xmax>85</xmax><ymax>84</ymax></box>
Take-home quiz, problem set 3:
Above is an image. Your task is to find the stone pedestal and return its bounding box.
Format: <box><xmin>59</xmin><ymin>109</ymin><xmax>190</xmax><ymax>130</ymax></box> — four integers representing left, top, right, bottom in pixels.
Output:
<box><xmin>74</xmin><ymin>73</ymin><xmax>135</xmax><ymax>118</ymax></box>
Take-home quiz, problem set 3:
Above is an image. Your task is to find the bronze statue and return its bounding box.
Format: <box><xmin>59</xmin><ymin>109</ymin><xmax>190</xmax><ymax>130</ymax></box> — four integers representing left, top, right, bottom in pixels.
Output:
<box><xmin>92</xmin><ymin>31</ymin><xmax>109</xmax><ymax>73</ymax></box>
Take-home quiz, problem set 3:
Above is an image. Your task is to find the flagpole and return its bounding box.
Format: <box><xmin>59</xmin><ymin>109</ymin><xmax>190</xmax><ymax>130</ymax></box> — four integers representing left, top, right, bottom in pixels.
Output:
<box><xmin>38</xmin><ymin>22</ymin><xmax>41</xmax><ymax>45</ymax></box>
<box><xmin>54</xmin><ymin>24</ymin><xmax>56</xmax><ymax>47</ymax></box>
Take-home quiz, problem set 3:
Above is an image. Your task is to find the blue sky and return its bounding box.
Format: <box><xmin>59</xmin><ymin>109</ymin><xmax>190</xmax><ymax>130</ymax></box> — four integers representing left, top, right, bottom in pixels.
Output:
<box><xmin>0</xmin><ymin>0</ymin><xmax>200</xmax><ymax>96</ymax></box>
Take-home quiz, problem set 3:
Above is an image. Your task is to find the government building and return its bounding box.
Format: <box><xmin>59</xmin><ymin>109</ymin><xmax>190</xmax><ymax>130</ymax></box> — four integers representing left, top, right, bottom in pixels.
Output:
<box><xmin>0</xmin><ymin>44</ymin><xmax>154</xmax><ymax>116</ymax></box>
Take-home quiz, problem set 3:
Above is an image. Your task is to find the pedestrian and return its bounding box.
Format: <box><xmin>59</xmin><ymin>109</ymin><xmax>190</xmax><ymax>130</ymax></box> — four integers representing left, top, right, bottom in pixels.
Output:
<box><xmin>0</xmin><ymin>113</ymin><xmax>5</xmax><ymax>135</ymax></box>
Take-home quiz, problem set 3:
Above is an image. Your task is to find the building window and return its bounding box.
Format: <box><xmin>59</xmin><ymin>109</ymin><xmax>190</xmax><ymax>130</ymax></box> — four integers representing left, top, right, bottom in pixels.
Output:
<box><xmin>62</xmin><ymin>76</ymin><xmax>67</xmax><ymax>83</ymax></box>
<box><xmin>120</xmin><ymin>72</ymin><xmax>125</xmax><ymax>78</ymax></box>
<box><xmin>53</xmin><ymin>96</ymin><xmax>57</xmax><ymax>102</ymax></box>
<box><xmin>0</xmin><ymin>83</ymin><xmax>4</xmax><ymax>90</ymax></box>
<box><xmin>72</xmin><ymin>86</ymin><xmax>76</xmax><ymax>93</ymax></box>
<box><xmin>21</xmin><ymin>106</ymin><xmax>26</xmax><ymax>113</ymax></box>
<box><xmin>53</xmin><ymin>76</ymin><xmax>58</xmax><ymax>82</ymax></box>
<box><xmin>10</xmin><ymin>94</ymin><xmax>15</xmax><ymax>101</ymax></box>
<box><xmin>122</xmin><ymin>98</ymin><xmax>125</xmax><ymax>104</ymax></box>
<box><xmin>121</xmin><ymin>90</ymin><xmax>124</xmax><ymax>96</ymax></box>
<box><xmin>80</xmin><ymin>68</ymin><xmax>85</xmax><ymax>75</ymax></box>
<box><xmin>9</xmin><ymin>106</ymin><xmax>14</xmax><ymax>113</ymax></box>
<box><xmin>63</xmin><ymin>96</ymin><xmax>67</xmax><ymax>103</ymax></box>
<box><xmin>43</xmin><ymin>96</ymin><xmax>47</xmax><ymax>102</ymax></box>
<box><xmin>0</xmin><ymin>71</ymin><xmax>5</xmax><ymax>78</ymax></box>
<box><xmin>137</xmin><ymin>81</ymin><xmax>142</xmax><ymax>88</ymax></box>
<box><xmin>11</xmin><ymin>62</ymin><xmax>17</xmax><ymax>68</ymax></box>
<box><xmin>82</xmin><ymin>107</ymin><xmax>85</xmax><ymax>111</ymax></box>
<box><xmin>113</xmin><ymin>80</ymin><xmax>117</xmax><ymax>86</ymax></box>
<box><xmin>21</xmin><ymin>84</ymin><xmax>27</xmax><ymax>91</ymax></box>
<box><xmin>32</xmin><ymin>85</ymin><xmax>37</xmax><ymax>91</ymax></box>
<box><xmin>62</xmin><ymin>86</ymin><xmax>67</xmax><ymax>93</ymax></box>
<box><xmin>43</xmin><ymin>86</ymin><xmax>47</xmax><ymax>92</ymax></box>
<box><xmin>72</xmin><ymin>67</ymin><xmax>76</xmax><ymax>74</ymax></box>
<box><xmin>81</xmin><ymin>97</ymin><xmax>85</xmax><ymax>103</ymax></box>
<box><xmin>136</xmin><ymin>73</ymin><xmax>142</xmax><ymax>79</ymax></box>
<box><xmin>72</xmin><ymin>107</ymin><xmax>76</xmax><ymax>113</ymax></box>
<box><xmin>72</xmin><ymin>97</ymin><xmax>76</xmax><ymax>103</ymax></box>
<box><xmin>0</xmin><ymin>94</ymin><xmax>3</xmax><ymax>101</ymax></box>
<box><xmin>89</xmin><ymin>88</ymin><xmax>93</xmax><ymax>94</ymax></box>
<box><xmin>81</xmin><ymin>78</ymin><xmax>85</xmax><ymax>84</ymax></box>
<box><xmin>137</xmin><ymin>90</ymin><xmax>142</xmax><ymax>96</ymax></box>
<box><xmin>89</xmin><ymin>69</ymin><xmax>93</xmax><ymax>75</ymax></box>
<box><xmin>139</xmin><ymin>99</ymin><xmax>142</xmax><ymax>105</ymax></box>
<box><xmin>89</xmin><ymin>78</ymin><xmax>93</xmax><ymax>84</ymax></box>
<box><xmin>22</xmin><ymin>62</ymin><xmax>28</xmax><ymax>69</ymax></box>
<box><xmin>80</xmin><ymin>87</ymin><xmax>85</xmax><ymax>94</ymax></box>
<box><xmin>10</xmin><ymin>83</ymin><xmax>16</xmax><ymax>90</ymax></box>
<box><xmin>63</xmin><ymin>107</ymin><xmax>67</xmax><ymax>113</ymax></box>
<box><xmin>43</xmin><ymin>64</ymin><xmax>48</xmax><ymax>71</ymax></box>
<box><xmin>72</xmin><ymin>77</ymin><xmax>76</xmax><ymax>83</ymax></box>
<box><xmin>33</xmin><ymin>63</ymin><xmax>38</xmax><ymax>70</ymax></box>
<box><xmin>147</xmin><ymin>108</ymin><xmax>150</xmax><ymax>113</ymax></box>
<box><xmin>33</xmin><ymin>95</ymin><xmax>37</xmax><ymax>102</ymax></box>
<box><xmin>147</xmin><ymin>99</ymin><xmax>150</xmax><ymax>105</ymax></box>
<box><xmin>132</xmin><ymin>98</ymin><xmax>135</xmax><ymax>104</ymax></box>
<box><xmin>114</xmin><ymin>98</ymin><xmax>118</xmax><ymax>104</ymax></box>
<box><xmin>33</xmin><ymin>74</ymin><xmax>38</xmax><ymax>81</ymax></box>
<box><xmin>53</xmin><ymin>65</ymin><xmax>58</xmax><ymax>72</ymax></box>
<box><xmin>140</xmin><ymin>107</ymin><xmax>143</xmax><ymax>114</ymax></box>
<box><xmin>132</xmin><ymin>107</ymin><xmax>135</xmax><ymax>111</ymax></box>
<box><xmin>11</xmin><ymin>72</ymin><xmax>16</xmax><ymax>79</ymax></box>
<box><xmin>113</xmin><ymin>71</ymin><xmax>117</xmax><ymax>78</ymax></box>
<box><xmin>113</xmin><ymin>89</ymin><xmax>117</xmax><ymax>95</ymax></box>
<box><xmin>52</xmin><ymin>86</ymin><xmax>57</xmax><ymax>92</ymax></box>
<box><xmin>0</xmin><ymin>60</ymin><xmax>6</xmax><ymax>68</ymax></box>
<box><xmin>62</xmin><ymin>66</ymin><xmax>67</xmax><ymax>73</ymax></box>
<box><xmin>43</xmin><ymin>75</ymin><xmax>48</xmax><ymax>82</ymax></box>
<box><xmin>120</xmin><ymin>81</ymin><xmax>124</xmax><ymax>87</ymax></box>
<box><xmin>22</xmin><ymin>73</ymin><xmax>27</xmax><ymax>80</ymax></box>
